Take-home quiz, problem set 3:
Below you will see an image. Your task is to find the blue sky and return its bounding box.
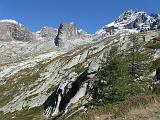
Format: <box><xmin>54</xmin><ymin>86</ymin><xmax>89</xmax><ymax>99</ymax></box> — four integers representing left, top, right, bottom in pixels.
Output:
<box><xmin>0</xmin><ymin>0</ymin><xmax>159</xmax><ymax>33</ymax></box>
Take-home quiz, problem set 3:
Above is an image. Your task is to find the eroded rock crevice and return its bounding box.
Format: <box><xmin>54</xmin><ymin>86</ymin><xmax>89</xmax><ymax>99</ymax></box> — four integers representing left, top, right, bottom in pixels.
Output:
<box><xmin>43</xmin><ymin>69</ymin><xmax>89</xmax><ymax>118</ymax></box>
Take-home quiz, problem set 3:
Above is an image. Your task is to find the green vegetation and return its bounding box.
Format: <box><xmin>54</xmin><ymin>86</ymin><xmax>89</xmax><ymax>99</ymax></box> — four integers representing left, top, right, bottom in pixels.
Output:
<box><xmin>152</xmin><ymin>58</ymin><xmax>160</xmax><ymax>69</ymax></box>
<box><xmin>62</xmin><ymin>34</ymin><xmax>159</xmax><ymax>120</ymax></box>
<box><xmin>90</xmin><ymin>46</ymin><xmax>133</xmax><ymax>104</ymax></box>
<box><xmin>73</xmin><ymin>63</ymin><xmax>87</xmax><ymax>74</ymax></box>
<box><xmin>46</xmin><ymin>85</ymin><xmax>57</xmax><ymax>93</ymax></box>
<box><xmin>126</xmin><ymin>34</ymin><xmax>153</xmax><ymax>80</ymax></box>
<box><xmin>62</xmin><ymin>96</ymin><xmax>159</xmax><ymax>120</ymax></box>
<box><xmin>90</xmin><ymin>34</ymin><xmax>153</xmax><ymax>105</ymax></box>
<box><xmin>0</xmin><ymin>106</ymin><xmax>48</xmax><ymax>120</ymax></box>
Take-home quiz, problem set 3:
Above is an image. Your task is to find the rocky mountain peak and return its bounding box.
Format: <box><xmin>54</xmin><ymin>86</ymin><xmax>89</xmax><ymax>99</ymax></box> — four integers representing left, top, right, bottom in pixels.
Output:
<box><xmin>0</xmin><ymin>19</ymin><xmax>33</xmax><ymax>42</ymax></box>
<box><xmin>96</xmin><ymin>10</ymin><xmax>160</xmax><ymax>35</ymax></box>
<box><xmin>58</xmin><ymin>21</ymin><xmax>78</xmax><ymax>38</ymax></box>
<box><xmin>115</xmin><ymin>10</ymin><xmax>147</xmax><ymax>24</ymax></box>
<box><xmin>36</xmin><ymin>26</ymin><xmax>58</xmax><ymax>40</ymax></box>
<box><xmin>54</xmin><ymin>22</ymin><xmax>88</xmax><ymax>46</ymax></box>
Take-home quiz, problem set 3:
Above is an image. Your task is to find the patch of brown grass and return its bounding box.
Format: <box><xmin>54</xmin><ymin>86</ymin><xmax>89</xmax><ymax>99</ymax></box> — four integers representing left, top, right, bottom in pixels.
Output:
<box><xmin>145</xmin><ymin>35</ymin><xmax>160</xmax><ymax>49</ymax></box>
<box><xmin>0</xmin><ymin>106</ymin><xmax>47</xmax><ymax>120</ymax></box>
<box><xmin>63</xmin><ymin>95</ymin><xmax>160</xmax><ymax>120</ymax></box>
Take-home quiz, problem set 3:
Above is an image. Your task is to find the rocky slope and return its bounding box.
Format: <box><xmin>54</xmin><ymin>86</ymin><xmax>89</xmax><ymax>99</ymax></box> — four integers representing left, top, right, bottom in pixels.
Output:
<box><xmin>0</xmin><ymin>10</ymin><xmax>160</xmax><ymax>120</ymax></box>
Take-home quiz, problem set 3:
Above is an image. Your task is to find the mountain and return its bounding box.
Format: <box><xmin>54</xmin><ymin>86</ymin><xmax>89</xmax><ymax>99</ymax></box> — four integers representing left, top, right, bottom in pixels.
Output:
<box><xmin>0</xmin><ymin>19</ymin><xmax>34</xmax><ymax>42</ymax></box>
<box><xmin>36</xmin><ymin>27</ymin><xmax>58</xmax><ymax>40</ymax></box>
<box><xmin>0</xmin><ymin>10</ymin><xmax>160</xmax><ymax>120</ymax></box>
<box><xmin>96</xmin><ymin>10</ymin><xmax>160</xmax><ymax>35</ymax></box>
<box><xmin>54</xmin><ymin>22</ymin><xmax>92</xmax><ymax>50</ymax></box>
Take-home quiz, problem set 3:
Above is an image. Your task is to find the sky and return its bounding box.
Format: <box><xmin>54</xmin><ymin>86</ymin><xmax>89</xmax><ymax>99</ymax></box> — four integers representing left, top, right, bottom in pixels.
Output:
<box><xmin>0</xmin><ymin>0</ymin><xmax>159</xmax><ymax>33</ymax></box>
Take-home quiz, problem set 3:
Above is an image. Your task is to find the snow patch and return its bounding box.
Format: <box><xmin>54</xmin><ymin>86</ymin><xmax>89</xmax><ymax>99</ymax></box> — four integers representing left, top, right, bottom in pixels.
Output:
<box><xmin>52</xmin><ymin>94</ymin><xmax>61</xmax><ymax>116</ymax></box>
<box><xmin>0</xmin><ymin>19</ymin><xmax>19</xmax><ymax>24</ymax></box>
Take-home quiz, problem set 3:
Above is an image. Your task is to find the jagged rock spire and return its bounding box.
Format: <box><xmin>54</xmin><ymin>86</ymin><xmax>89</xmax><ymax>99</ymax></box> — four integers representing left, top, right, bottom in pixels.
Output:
<box><xmin>54</xmin><ymin>22</ymin><xmax>78</xmax><ymax>46</ymax></box>
<box><xmin>54</xmin><ymin>22</ymin><xmax>88</xmax><ymax>47</ymax></box>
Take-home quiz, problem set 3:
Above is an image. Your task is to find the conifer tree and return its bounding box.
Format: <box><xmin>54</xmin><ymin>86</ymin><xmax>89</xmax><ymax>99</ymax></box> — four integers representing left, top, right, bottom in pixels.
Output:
<box><xmin>90</xmin><ymin>46</ymin><xmax>133</xmax><ymax>104</ymax></box>
<box><xmin>90</xmin><ymin>35</ymin><xmax>153</xmax><ymax>105</ymax></box>
<box><xmin>126</xmin><ymin>34</ymin><xmax>152</xmax><ymax>80</ymax></box>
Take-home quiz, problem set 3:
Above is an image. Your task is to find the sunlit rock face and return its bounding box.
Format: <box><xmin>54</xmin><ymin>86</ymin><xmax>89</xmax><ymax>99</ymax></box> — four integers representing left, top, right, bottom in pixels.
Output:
<box><xmin>54</xmin><ymin>22</ymin><xmax>78</xmax><ymax>46</ymax></box>
<box><xmin>0</xmin><ymin>20</ymin><xmax>33</xmax><ymax>42</ymax></box>
<box><xmin>36</xmin><ymin>26</ymin><xmax>58</xmax><ymax>40</ymax></box>
<box><xmin>54</xmin><ymin>22</ymin><xmax>90</xmax><ymax>47</ymax></box>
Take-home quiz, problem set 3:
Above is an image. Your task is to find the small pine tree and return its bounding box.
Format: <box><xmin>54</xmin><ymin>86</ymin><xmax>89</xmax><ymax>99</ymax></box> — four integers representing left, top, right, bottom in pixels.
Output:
<box><xmin>126</xmin><ymin>34</ymin><xmax>152</xmax><ymax>80</ymax></box>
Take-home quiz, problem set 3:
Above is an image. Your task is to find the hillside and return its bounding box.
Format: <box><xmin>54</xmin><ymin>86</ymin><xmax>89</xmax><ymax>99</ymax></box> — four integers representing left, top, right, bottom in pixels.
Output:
<box><xmin>0</xmin><ymin>10</ymin><xmax>160</xmax><ymax>120</ymax></box>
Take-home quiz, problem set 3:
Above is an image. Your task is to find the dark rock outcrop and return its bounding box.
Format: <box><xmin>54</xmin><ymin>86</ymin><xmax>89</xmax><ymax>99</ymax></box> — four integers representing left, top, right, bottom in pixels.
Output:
<box><xmin>44</xmin><ymin>69</ymin><xmax>89</xmax><ymax>117</ymax></box>
<box><xmin>156</xmin><ymin>68</ymin><xmax>160</xmax><ymax>80</ymax></box>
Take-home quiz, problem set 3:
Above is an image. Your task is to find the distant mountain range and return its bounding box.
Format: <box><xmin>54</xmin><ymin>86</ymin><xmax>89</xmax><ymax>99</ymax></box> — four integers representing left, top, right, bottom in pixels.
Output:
<box><xmin>0</xmin><ymin>10</ymin><xmax>159</xmax><ymax>46</ymax></box>
<box><xmin>96</xmin><ymin>10</ymin><xmax>160</xmax><ymax>35</ymax></box>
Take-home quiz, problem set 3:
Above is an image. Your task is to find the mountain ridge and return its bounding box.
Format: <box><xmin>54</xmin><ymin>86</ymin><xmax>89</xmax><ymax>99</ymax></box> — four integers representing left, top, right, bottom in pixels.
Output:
<box><xmin>96</xmin><ymin>10</ymin><xmax>160</xmax><ymax>35</ymax></box>
<box><xmin>0</xmin><ymin>10</ymin><xmax>159</xmax><ymax>42</ymax></box>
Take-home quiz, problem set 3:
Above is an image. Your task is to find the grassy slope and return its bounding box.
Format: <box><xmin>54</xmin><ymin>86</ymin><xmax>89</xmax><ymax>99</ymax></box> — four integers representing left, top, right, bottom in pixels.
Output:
<box><xmin>62</xmin><ymin>96</ymin><xmax>160</xmax><ymax>120</ymax></box>
<box><xmin>0</xmin><ymin>106</ymin><xmax>47</xmax><ymax>120</ymax></box>
<box><xmin>1</xmin><ymin>96</ymin><xmax>160</xmax><ymax>120</ymax></box>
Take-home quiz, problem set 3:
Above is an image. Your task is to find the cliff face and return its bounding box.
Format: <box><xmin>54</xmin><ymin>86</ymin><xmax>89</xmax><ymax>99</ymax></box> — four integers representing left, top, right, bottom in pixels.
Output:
<box><xmin>54</xmin><ymin>22</ymin><xmax>79</xmax><ymax>46</ymax></box>
<box><xmin>54</xmin><ymin>22</ymin><xmax>91</xmax><ymax>49</ymax></box>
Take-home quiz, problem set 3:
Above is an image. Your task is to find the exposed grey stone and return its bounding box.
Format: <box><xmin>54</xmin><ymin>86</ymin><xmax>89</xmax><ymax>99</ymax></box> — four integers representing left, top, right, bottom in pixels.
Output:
<box><xmin>0</xmin><ymin>21</ymin><xmax>33</xmax><ymax>42</ymax></box>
